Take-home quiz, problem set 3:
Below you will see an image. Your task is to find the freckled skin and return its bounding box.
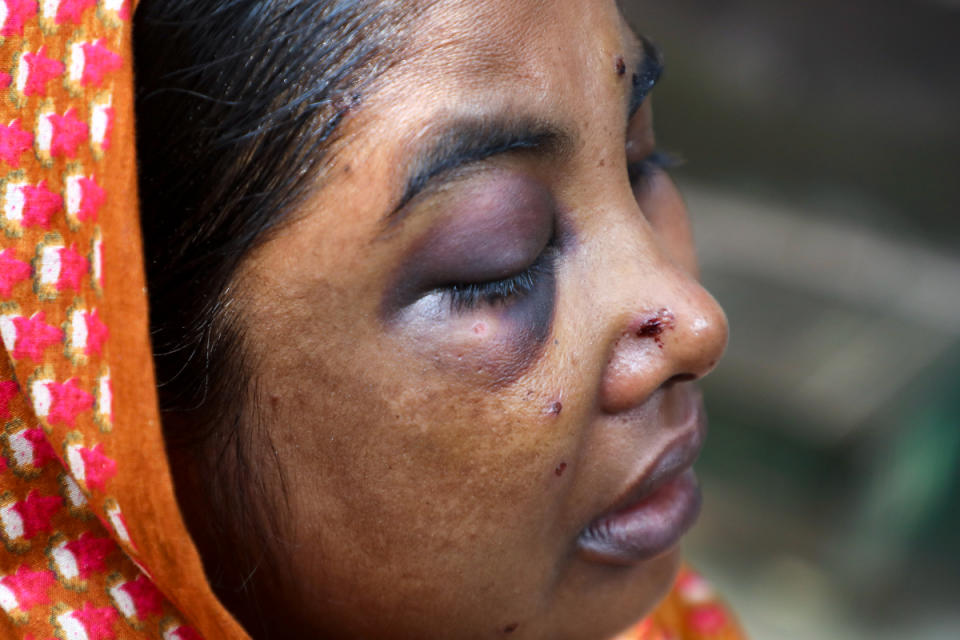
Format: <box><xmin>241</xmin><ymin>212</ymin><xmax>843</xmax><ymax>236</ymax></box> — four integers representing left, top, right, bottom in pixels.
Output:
<box><xmin>181</xmin><ymin>1</ymin><xmax>729</xmax><ymax>639</ymax></box>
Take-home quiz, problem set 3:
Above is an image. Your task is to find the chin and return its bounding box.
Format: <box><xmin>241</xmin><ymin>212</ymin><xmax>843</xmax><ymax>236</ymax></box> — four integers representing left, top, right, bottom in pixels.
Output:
<box><xmin>645</xmin><ymin>546</ymin><xmax>684</xmax><ymax>602</ymax></box>
<box><xmin>535</xmin><ymin>546</ymin><xmax>682</xmax><ymax>640</ymax></box>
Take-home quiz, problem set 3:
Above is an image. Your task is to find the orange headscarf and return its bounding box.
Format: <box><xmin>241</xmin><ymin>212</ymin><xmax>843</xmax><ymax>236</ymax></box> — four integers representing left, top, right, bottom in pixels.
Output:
<box><xmin>0</xmin><ymin>2</ymin><xmax>745</xmax><ymax>638</ymax></box>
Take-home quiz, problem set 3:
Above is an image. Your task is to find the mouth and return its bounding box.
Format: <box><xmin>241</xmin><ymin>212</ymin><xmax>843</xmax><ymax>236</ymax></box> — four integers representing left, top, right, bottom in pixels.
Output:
<box><xmin>577</xmin><ymin>387</ymin><xmax>707</xmax><ymax>566</ymax></box>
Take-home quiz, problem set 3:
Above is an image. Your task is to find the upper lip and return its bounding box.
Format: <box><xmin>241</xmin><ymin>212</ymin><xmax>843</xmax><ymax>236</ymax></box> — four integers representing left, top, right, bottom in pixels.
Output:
<box><xmin>593</xmin><ymin>388</ymin><xmax>706</xmax><ymax>519</ymax></box>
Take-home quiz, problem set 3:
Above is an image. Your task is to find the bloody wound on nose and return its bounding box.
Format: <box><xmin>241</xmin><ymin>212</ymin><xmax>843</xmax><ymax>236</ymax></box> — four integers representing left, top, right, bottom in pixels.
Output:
<box><xmin>635</xmin><ymin>308</ymin><xmax>675</xmax><ymax>349</ymax></box>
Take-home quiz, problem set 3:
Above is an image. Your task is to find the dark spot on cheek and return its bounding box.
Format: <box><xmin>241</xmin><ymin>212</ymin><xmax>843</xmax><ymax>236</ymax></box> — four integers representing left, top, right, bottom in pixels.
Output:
<box><xmin>545</xmin><ymin>401</ymin><xmax>562</xmax><ymax>416</ymax></box>
<box><xmin>555</xmin><ymin>462</ymin><xmax>567</xmax><ymax>477</ymax></box>
<box><xmin>504</xmin><ymin>623</ymin><xmax>519</xmax><ymax>633</ymax></box>
<box><xmin>634</xmin><ymin>308</ymin><xmax>675</xmax><ymax>349</ymax></box>
<box><xmin>615</xmin><ymin>55</ymin><xmax>626</xmax><ymax>76</ymax></box>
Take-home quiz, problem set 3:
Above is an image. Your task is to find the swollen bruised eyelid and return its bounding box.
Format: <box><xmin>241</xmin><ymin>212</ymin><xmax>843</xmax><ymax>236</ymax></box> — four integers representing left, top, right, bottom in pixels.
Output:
<box><xmin>382</xmin><ymin>172</ymin><xmax>555</xmax><ymax>313</ymax></box>
<box><xmin>382</xmin><ymin>173</ymin><xmax>558</xmax><ymax>387</ymax></box>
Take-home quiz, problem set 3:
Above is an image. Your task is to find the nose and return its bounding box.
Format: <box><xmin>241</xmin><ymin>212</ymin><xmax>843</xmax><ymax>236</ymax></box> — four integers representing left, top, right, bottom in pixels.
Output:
<box><xmin>598</xmin><ymin>257</ymin><xmax>729</xmax><ymax>415</ymax></box>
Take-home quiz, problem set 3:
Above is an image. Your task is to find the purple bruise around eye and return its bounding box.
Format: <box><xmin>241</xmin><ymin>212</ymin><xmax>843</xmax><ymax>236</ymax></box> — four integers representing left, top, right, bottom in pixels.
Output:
<box><xmin>382</xmin><ymin>171</ymin><xmax>559</xmax><ymax>387</ymax></box>
<box><xmin>384</xmin><ymin>171</ymin><xmax>555</xmax><ymax>311</ymax></box>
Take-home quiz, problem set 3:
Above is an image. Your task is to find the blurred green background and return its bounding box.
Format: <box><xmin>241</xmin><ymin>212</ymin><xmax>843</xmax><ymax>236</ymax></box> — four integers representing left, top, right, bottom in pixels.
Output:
<box><xmin>621</xmin><ymin>1</ymin><xmax>960</xmax><ymax>638</ymax></box>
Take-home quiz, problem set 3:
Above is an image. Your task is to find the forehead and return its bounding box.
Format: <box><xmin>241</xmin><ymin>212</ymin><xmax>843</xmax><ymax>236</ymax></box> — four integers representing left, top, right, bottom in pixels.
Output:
<box><xmin>346</xmin><ymin>0</ymin><xmax>638</xmax><ymax>161</ymax></box>
<box><xmin>294</xmin><ymin>0</ymin><xmax>639</xmax><ymax>244</ymax></box>
<box><xmin>404</xmin><ymin>0</ymin><xmax>634</xmax><ymax>88</ymax></box>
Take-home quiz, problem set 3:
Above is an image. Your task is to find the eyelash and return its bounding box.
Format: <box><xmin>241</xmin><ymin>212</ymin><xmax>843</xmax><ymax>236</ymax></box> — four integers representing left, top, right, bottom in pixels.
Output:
<box><xmin>444</xmin><ymin>243</ymin><xmax>559</xmax><ymax>312</ymax></box>
<box><xmin>627</xmin><ymin>150</ymin><xmax>681</xmax><ymax>189</ymax></box>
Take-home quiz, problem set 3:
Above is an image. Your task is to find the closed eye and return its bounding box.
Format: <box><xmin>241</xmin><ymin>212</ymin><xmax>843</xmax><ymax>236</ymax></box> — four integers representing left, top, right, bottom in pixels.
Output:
<box><xmin>441</xmin><ymin>243</ymin><xmax>559</xmax><ymax>312</ymax></box>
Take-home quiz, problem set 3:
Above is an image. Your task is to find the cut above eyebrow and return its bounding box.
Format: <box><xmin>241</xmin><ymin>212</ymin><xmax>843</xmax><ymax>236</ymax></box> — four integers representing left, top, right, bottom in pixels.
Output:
<box><xmin>385</xmin><ymin>117</ymin><xmax>572</xmax><ymax>224</ymax></box>
<box><xmin>629</xmin><ymin>36</ymin><xmax>664</xmax><ymax>119</ymax></box>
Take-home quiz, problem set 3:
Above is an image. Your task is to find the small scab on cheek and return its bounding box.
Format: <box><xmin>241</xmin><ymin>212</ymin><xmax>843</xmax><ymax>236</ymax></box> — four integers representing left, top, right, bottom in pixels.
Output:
<box><xmin>554</xmin><ymin>462</ymin><xmax>567</xmax><ymax>477</ymax></box>
<box><xmin>544</xmin><ymin>400</ymin><xmax>563</xmax><ymax>417</ymax></box>
<box><xmin>504</xmin><ymin>623</ymin><xmax>519</xmax><ymax>634</ymax></box>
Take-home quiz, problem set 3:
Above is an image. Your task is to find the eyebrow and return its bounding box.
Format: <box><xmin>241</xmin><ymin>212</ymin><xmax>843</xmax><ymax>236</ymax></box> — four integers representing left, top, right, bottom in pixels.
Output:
<box><xmin>384</xmin><ymin>37</ymin><xmax>664</xmax><ymax>226</ymax></box>
<box><xmin>385</xmin><ymin>118</ymin><xmax>571</xmax><ymax>223</ymax></box>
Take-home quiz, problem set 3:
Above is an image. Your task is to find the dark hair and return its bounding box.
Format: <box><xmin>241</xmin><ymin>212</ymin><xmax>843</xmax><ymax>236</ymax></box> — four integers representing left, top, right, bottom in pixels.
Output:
<box><xmin>134</xmin><ymin>0</ymin><xmax>413</xmax><ymax>634</ymax></box>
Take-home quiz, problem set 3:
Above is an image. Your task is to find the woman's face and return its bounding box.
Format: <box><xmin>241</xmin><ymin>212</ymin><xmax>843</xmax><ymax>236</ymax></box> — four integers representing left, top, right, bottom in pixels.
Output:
<box><xmin>230</xmin><ymin>0</ymin><xmax>727</xmax><ymax>637</ymax></box>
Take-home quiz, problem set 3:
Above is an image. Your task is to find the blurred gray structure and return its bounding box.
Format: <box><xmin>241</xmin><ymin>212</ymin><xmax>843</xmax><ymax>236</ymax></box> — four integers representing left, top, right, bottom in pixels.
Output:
<box><xmin>621</xmin><ymin>1</ymin><xmax>960</xmax><ymax>638</ymax></box>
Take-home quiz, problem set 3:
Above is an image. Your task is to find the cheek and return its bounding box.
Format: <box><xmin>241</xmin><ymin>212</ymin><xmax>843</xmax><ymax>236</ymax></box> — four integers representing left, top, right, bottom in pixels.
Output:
<box><xmin>402</xmin><ymin>270</ymin><xmax>556</xmax><ymax>389</ymax></box>
<box><xmin>265</xmin><ymin>324</ymin><xmax>580</xmax><ymax>636</ymax></box>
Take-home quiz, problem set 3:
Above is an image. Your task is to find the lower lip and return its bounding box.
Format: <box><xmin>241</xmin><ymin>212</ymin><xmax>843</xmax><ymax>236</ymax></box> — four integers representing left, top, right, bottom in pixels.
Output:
<box><xmin>577</xmin><ymin>469</ymin><xmax>702</xmax><ymax>566</ymax></box>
